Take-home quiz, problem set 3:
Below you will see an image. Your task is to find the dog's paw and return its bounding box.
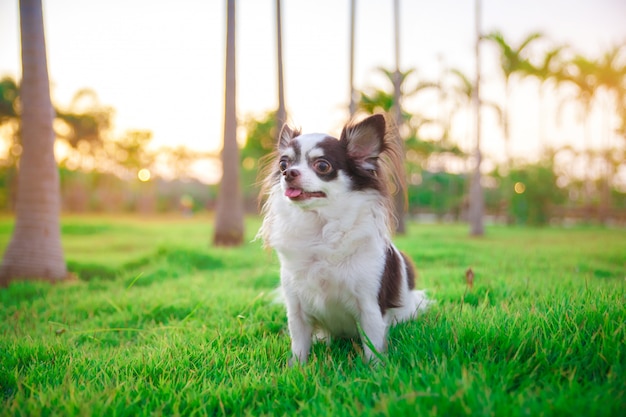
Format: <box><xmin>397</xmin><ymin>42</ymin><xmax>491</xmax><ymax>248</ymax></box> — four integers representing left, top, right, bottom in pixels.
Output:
<box><xmin>363</xmin><ymin>350</ymin><xmax>387</xmax><ymax>368</ymax></box>
<box><xmin>288</xmin><ymin>356</ymin><xmax>308</xmax><ymax>367</ymax></box>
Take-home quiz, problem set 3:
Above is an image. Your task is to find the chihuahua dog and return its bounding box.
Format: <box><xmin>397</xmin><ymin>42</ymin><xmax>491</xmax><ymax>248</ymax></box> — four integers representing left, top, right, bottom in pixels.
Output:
<box><xmin>258</xmin><ymin>113</ymin><xmax>430</xmax><ymax>364</ymax></box>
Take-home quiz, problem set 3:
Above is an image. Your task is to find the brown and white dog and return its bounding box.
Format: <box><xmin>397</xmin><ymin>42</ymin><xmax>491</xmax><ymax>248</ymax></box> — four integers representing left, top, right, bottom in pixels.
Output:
<box><xmin>258</xmin><ymin>114</ymin><xmax>430</xmax><ymax>364</ymax></box>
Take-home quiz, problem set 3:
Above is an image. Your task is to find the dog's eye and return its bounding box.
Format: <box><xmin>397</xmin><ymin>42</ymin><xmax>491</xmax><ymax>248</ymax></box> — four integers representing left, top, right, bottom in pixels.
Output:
<box><xmin>279</xmin><ymin>160</ymin><xmax>289</xmax><ymax>172</ymax></box>
<box><xmin>313</xmin><ymin>159</ymin><xmax>332</xmax><ymax>174</ymax></box>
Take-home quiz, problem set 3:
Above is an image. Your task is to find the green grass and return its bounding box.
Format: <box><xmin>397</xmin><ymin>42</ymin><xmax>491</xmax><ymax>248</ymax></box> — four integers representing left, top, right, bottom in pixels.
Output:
<box><xmin>1</xmin><ymin>216</ymin><xmax>625</xmax><ymax>416</ymax></box>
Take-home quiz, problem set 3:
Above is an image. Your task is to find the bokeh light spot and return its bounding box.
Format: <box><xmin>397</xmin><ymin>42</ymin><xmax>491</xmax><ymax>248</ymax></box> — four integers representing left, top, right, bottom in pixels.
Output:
<box><xmin>138</xmin><ymin>168</ymin><xmax>151</xmax><ymax>182</ymax></box>
<box><xmin>242</xmin><ymin>157</ymin><xmax>256</xmax><ymax>170</ymax></box>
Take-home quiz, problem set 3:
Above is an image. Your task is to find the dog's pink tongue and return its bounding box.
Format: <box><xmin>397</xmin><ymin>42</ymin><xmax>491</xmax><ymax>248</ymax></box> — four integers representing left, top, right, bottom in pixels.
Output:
<box><xmin>285</xmin><ymin>188</ymin><xmax>303</xmax><ymax>198</ymax></box>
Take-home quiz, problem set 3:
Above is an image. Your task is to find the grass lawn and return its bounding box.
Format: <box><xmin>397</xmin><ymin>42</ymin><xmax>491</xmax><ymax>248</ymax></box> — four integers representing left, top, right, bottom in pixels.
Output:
<box><xmin>1</xmin><ymin>215</ymin><xmax>625</xmax><ymax>416</ymax></box>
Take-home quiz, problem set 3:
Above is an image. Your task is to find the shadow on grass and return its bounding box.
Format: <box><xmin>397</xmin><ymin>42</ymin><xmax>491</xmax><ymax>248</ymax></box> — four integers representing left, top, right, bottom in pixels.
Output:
<box><xmin>67</xmin><ymin>247</ymin><xmax>226</xmax><ymax>285</ymax></box>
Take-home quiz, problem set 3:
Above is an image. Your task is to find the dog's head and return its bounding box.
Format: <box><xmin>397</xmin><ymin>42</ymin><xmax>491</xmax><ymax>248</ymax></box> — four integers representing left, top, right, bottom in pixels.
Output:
<box><xmin>260</xmin><ymin>114</ymin><xmax>404</xmax><ymax>210</ymax></box>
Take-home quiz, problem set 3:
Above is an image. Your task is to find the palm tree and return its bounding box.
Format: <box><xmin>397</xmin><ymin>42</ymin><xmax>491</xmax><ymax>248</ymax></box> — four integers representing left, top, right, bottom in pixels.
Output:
<box><xmin>485</xmin><ymin>30</ymin><xmax>542</xmax><ymax>166</ymax></box>
<box><xmin>448</xmin><ymin>69</ymin><xmax>474</xmax><ymax>110</ymax></box>
<box><xmin>1</xmin><ymin>79</ymin><xmax>113</xmax><ymax>160</ymax></box>
<box><xmin>356</xmin><ymin>66</ymin><xmax>438</xmax><ymax>232</ymax></box>
<box><xmin>357</xmin><ymin>68</ymin><xmax>436</xmax><ymax>121</ymax></box>
<box><xmin>213</xmin><ymin>0</ymin><xmax>244</xmax><ymax>246</ymax></box>
<box><xmin>55</xmin><ymin>88</ymin><xmax>113</xmax><ymax>149</ymax></box>
<box><xmin>275</xmin><ymin>0</ymin><xmax>286</xmax><ymax>129</ymax></box>
<box><xmin>468</xmin><ymin>0</ymin><xmax>484</xmax><ymax>236</ymax></box>
<box><xmin>356</xmin><ymin>67</ymin><xmax>440</xmax><ymax>149</ymax></box>
<box><xmin>1</xmin><ymin>0</ymin><xmax>67</xmax><ymax>285</ymax></box>
<box><xmin>485</xmin><ymin>30</ymin><xmax>542</xmax><ymax>224</ymax></box>
<box><xmin>595</xmin><ymin>44</ymin><xmax>626</xmax><ymax>109</ymax></box>
<box><xmin>527</xmin><ymin>46</ymin><xmax>566</xmax><ymax>151</ymax></box>
<box><xmin>560</xmin><ymin>54</ymin><xmax>599</xmax><ymax>220</ymax></box>
<box><xmin>447</xmin><ymin>68</ymin><xmax>502</xmax><ymax>152</ymax></box>
<box><xmin>591</xmin><ymin>44</ymin><xmax>626</xmax><ymax>222</ymax></box>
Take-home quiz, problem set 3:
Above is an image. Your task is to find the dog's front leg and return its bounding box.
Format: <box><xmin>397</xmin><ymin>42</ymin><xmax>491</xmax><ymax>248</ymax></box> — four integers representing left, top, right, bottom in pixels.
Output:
<box><xmin>358</xmin><ymin>304</ymin><xmax>387</xmax><ymax>362</ymax></box>
<box><xmin>286</xmin><ymin>300</ymin><xmax>313</xmax><ymax>365</ymax></box>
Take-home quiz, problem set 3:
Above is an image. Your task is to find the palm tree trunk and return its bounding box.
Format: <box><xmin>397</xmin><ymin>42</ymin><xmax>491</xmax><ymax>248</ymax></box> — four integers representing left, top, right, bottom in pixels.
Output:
<box><xmin>1</xmin><ymin>0</ymin><xmax>67</xmax><ymax>285</ymax></box>
<box><xmin>582</xmin><ymin>106</ymin><xmax>593</xmax><ymax>222</ymax></box>
<box><xmin>468</xmin><ymin>0</ymin><xmax>484</xmax><ymax>236</ymax></box>
<box><xmin>392</xmin><ymin>0</ymin><xmax>406</xmax><ymax>235</ymax></box>
<box><xmin>275</xmin><ymin>0</ymin><xmax>286</xmax><ymax>128</ymax></box>
<box><xmin>599</xmin><ymin>97</ymin><xmax>612</xmax><ymax>224</ymax></box>
<box><xmin>503</xmin><ymin>79</ymin><xmax>511</xmax><ymax>166</ymax></box>
<box><xmin>502</xmin><ymin>78</ymin><xmax>514</xmax><ymax>224</ymax></box>
<box><xmin>213</xmin><ymin>0</ymin><xmax>244</xmax><ymax>246</ymax></box>
<box><xmin>538</xmin><ymin>87</ymin><xmax>546</xmax><ymax>153</ymax></box>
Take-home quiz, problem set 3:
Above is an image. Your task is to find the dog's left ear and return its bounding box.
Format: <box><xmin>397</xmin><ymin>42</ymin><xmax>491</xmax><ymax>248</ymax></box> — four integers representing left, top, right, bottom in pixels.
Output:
<box><xmin>341</xmin><ymin>114</ymin><xmax>386</xmax><ymax>167</ymax></box>
<box><xmin>278</xmin><ymin>124</ymin><xmax>299</xmax><ymax>150</ymax></box>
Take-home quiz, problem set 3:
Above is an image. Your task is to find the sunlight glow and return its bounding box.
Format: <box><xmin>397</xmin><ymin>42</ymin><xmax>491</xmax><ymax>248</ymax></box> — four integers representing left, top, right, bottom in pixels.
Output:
<box><xmin>138</xmin><ymin>168</ymin><xmax>151</xmax><ymax>182</ymax></box>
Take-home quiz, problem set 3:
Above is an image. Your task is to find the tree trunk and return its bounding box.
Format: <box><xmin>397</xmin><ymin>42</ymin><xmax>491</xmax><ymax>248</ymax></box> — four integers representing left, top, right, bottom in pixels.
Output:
<box><xmin>392</xmin><ymin>0</ymin><xmax>406</xmax><ymax>235</ymax></box>
<box><xmin>1</xmin><ymin>0</ymin><xmax>67</xmax><ymax>285</ymax></box>
<box><xmin>501</xmin><ymin>77</ymin><xmax>514</xmax><ymax>224</ymax></box>
<box><xmin>469</xmin><ymin>0</ymin><xmax>484</xmax><ymax>236</ymax></box>
<box><xmin>213</xmin><ymin>0</ymin><xmax>244</xmax><ymax>246</ymax></box>
<box><xmin>582</xmin><ymin>105</ymin><xmax>593</xmax><ymax>223</ymax></box>
<box><xmin>538</xmin><ymin>87</ymin><xmax>545</xmax><ymax>153</ymax></box>
<box><xmin>275</xmin><ymin>0</ymin><xmax>286</xmax><ymax>129</ymax></box>
<box><xmin>599</xmin><ymin>99</ymin><xmax>613</xmax><ymax>224</ymax></box>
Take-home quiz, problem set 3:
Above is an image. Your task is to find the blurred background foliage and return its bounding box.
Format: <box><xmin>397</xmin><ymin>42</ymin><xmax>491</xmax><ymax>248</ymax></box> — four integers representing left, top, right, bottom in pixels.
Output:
<box><xmin>1</xmin><ymin>32</ymin><xmax>625</xmax><ymax>226</ymax></box>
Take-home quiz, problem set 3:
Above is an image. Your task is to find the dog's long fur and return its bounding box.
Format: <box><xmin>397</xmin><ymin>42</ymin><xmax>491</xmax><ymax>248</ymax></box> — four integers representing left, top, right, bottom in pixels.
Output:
<box><xmin>258</xmin><ymin>114</ymin><xmax>430</xmax><ymax>364</ymax></box>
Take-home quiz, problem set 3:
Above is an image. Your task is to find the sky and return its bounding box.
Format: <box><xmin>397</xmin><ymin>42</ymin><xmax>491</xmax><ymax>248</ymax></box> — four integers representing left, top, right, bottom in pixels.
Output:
<box><xmin>1</xmin><ymin>0</ymin><xmax>625</xmax><ymax>181</ymax></box>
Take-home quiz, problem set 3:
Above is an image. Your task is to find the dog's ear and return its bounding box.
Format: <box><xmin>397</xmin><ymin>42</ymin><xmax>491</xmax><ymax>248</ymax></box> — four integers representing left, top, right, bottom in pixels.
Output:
<box><xmin>341</xmin><ymin>114</ymin><xmax>386</xmax><ymax>165</ymax></box>
<box><xmin>278</xmin><ymin>124</ymin><xmax>298</xmax><ymax>150</ymax></box>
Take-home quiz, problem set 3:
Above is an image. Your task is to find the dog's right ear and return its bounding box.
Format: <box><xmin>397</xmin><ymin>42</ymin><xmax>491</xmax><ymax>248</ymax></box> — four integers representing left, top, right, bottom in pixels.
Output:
<box><xmin>341</xmin><ymin>113</ymin><xmax>386</xmax><ymax>165</ymax></box>
<box><xmin>278</xmin><ymin>124</ymin><xmax>298</xmax><ymax>150</ymax></box>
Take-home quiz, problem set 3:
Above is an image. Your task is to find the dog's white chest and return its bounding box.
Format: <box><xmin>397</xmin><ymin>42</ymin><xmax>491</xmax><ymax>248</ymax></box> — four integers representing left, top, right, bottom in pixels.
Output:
<box><xmin>288</xmin><ymin>265</ymin><xmax>361</xmax><ymax>336</ymax></box>
<box><xmin>299</xmin><ymin>269</ymin><xmax>361</xmax><ymax>336</ymax></box>
<box><xmin>279</xmin><ymin>236</ymin><xmax>386</xmax><ymax>337</ymax></box>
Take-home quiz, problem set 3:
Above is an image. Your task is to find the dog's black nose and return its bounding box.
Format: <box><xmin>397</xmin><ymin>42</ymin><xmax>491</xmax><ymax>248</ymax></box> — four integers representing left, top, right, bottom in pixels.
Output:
<box><xmin>283</xmin><ymin>168</ymin><xmax>300</xmax><ymax>181</ymax></box>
